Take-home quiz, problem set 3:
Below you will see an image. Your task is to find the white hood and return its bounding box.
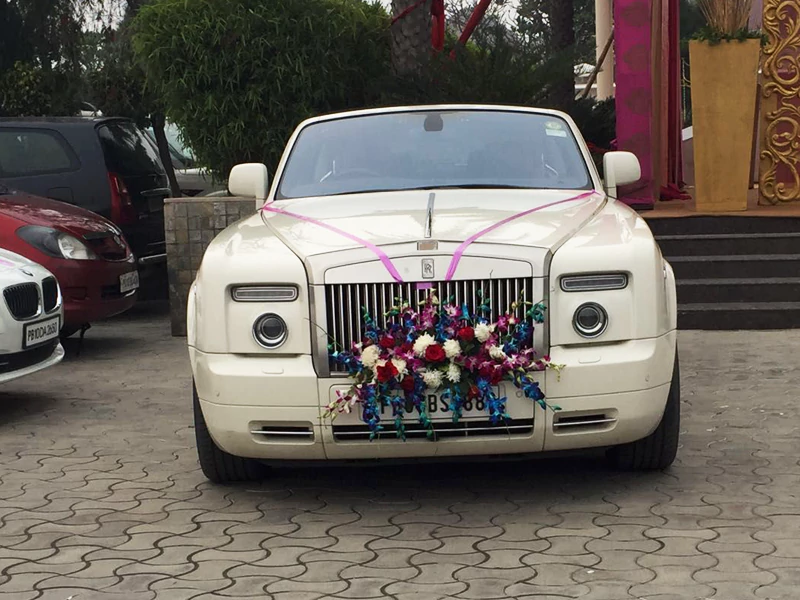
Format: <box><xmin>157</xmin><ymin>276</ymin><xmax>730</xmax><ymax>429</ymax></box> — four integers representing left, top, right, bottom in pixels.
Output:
<box><xmin>0</xmin><ymin>248</ymin><xmax>37</xmax><ymax>274</ymax></box>
<box><xmin>260</xmin><ymin>189</ymin><xmax>604</xmax><ymax>258</ymax></box>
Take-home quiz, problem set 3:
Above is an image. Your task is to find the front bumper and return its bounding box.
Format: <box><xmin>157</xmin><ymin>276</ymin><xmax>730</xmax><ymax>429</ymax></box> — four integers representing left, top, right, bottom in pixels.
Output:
<box><xmin>191</xmin><ymin>330</ymin><xmax>676</xmax><ymax>461</ymax></box>
<box><xmin>56</xmin><ymin>259</ymin><xmax>138</xmax><ymax>327</ymax></box>
<box><xmin>0</xmin><ymin>343</ymin><xmax>65</xmax><ymax>384</ymax></box>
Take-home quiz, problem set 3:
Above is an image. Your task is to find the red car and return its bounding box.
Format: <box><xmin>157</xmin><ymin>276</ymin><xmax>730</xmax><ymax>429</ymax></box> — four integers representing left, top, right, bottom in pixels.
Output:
<box><xmin>0</xmin><ymin>186</ymin><xmax>139</xmax><ymax>336</ymax></box>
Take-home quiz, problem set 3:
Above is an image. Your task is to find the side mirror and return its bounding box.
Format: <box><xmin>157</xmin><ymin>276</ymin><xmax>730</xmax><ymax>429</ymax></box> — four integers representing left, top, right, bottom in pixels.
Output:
<box><xmin>602</xmin><ymin>151</ymin><xmax>641</xmax><ymax>200</ymax></box>
<box><xmin>228</xmin><ymin>163</ymin><xmax>270</xmax><ymax>205</ymax></box>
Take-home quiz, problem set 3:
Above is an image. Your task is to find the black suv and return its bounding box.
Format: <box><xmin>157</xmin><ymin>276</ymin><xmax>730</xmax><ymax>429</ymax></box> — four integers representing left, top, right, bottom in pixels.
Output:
<box><xmin>0</xmin><ymin>117</ymin><xmax>170</xmax><ymax>274</ymax></box>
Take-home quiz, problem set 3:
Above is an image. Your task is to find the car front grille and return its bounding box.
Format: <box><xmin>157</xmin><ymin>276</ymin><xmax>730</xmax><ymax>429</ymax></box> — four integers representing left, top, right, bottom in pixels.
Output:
<box><xmin>3</xmin><ymin>283</ymin><xmax>39</xmax><ymax>320</ymax></box>
<box><xmin>325</xmin><ymin>278</ymin><xmax>535</xmax><ymax>373</ymax></box>
<box><xmin>332</xmin><ymin>418</ymin><xmax>534</xmax><ymax>442</ymax></box>
<box><xmin>41</xmin><ymin>277</ymin><xmax>58</xmax><ymax>312</ymax></box>
<box><xmin>0</xmin><ymin>340</ymin><xmax>58</xmax><ymax>375</ymax></box>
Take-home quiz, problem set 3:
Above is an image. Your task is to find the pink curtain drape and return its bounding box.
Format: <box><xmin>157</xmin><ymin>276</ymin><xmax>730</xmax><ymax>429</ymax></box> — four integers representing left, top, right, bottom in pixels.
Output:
<box><xmin>614</xmin><ymin>0</ymin><xmax>684</xmax><ymax>207</ymax></box>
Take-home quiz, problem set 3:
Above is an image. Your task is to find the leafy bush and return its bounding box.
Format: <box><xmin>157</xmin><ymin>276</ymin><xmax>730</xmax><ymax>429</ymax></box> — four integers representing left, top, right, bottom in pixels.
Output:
<box><xmin>0</xmin><ymin>62</ymin><xmax>80</xmax><ymax>117</ymax></box>
<box><xmin>133</xmin><ymin>0</ymin><xmax>390</xmax><ymax>176</ymax></box>
<box><xmin>377</xmin><ymin>26</ymin><xmax>562</xmax><ymax>108</ymax></box>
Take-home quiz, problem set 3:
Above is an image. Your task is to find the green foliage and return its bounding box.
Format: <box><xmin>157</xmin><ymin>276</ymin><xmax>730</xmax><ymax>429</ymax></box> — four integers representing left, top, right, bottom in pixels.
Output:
<box><xmin>516</xmin><ymin>0</ymin><xmax>596</xmax><ymax>64</ymax></box>
<box><xmin>569</xmin><ymin>97</ymin><xmax>615</xmax><ymax>149</ymax></box>
<box><xmin>691</xmin><ymin>26</ymin><xmax>766</xmax><ymax>46</ymax></box>
<box><xmin>88</xmin><ymin>28</ymin><xmax>155</xmax><ymax>127</ymax></box>
<box><xmin>379</xmin><ymin>26</ymin><xmax>560</xmax><ymax>108</ymax></box>
<box><xmin>0</xmin><ymin>62</ymin><xmax>80</xmax><ymax>117</ymax></box>
<box><xmin>133</xmin><ymin>0</ymin><xmax>390</xmax><ymax>176</ymax></box>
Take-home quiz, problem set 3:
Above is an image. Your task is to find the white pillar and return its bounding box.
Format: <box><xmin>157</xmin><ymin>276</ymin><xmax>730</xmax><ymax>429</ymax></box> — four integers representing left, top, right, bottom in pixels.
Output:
<box><xmin>595</xmin><ymin>0</ymin><xmax>614</xmax><ymax>99</ymax></box>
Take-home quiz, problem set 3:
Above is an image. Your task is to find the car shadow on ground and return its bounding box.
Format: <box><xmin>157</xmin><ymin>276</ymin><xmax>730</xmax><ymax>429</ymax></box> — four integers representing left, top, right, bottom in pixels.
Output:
<box><xmin>221</xmin><ymin>450</ymin><xmax>672</xmax><ymax>500</ymax></box>
<box><xmin>59</xmin><ymin>299</ymin><xmax>172</xmax><ymax>358</ymax></box>
<box><xmin>0</xmin><ymin>390</ymin><xmax>60</xmax><ymax>426</ymax></box>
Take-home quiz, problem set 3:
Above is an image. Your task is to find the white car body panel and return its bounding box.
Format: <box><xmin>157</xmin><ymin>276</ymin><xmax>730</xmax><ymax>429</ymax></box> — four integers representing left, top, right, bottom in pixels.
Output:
<box><xmin>188</xmin><ymin>105</ymin><xmax>677</xmax><ymax>463</ymax></box>
<box><xmin>0</xmin><ymin>248</ymin><xmax>65</xmax><ymax>384</ymax></box>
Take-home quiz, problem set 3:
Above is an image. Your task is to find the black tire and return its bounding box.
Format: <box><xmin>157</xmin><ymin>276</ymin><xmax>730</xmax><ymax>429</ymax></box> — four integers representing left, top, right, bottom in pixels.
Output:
<box><xmin>193</xmin><ymin>384</ymin><xmax>266</xmax><ymax>483</ymax></box>
<box><xmin>607</xmin><ymin>354</ymin><xmax>680</xmax><ymax>471</ymax></box>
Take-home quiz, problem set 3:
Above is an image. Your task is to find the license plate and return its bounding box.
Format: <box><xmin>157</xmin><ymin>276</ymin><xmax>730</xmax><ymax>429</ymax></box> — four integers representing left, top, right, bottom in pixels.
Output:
<box><xmin>23</xmin><ymin>316</ymin><xmax>60</xmax><ymax>349</ymax></box>
<box><xmin>120</xmin><ymin>271</ymin><xmax>140</xmax><ymax>294</ymax></box>
<box><xmin>374</xmin><ymin>393</ymin><xmax>488</xmax><ymax>421</ymax></box>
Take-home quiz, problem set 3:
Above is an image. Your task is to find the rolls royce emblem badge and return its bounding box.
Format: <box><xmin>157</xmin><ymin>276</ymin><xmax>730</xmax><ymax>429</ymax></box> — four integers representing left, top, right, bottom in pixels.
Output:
<box><xmin>421</xmin><ymin>259</ymin><xmax>435</xmax><ymax>279</ymax></box>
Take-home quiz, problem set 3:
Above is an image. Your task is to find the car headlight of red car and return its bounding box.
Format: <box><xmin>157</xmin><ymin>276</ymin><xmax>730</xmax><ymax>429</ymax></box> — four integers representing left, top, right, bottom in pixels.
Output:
<box><xmin>16</xmin><ymin>226</ymin><xmax>99</xmax><ymax>261</ymax></box>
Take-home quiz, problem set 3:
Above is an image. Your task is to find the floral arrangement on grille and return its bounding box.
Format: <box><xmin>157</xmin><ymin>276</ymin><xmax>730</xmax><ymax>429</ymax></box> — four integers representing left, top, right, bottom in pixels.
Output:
<box><xmin>324</xmin><ymin>292</ymin><xmax>562</xmax><ymax>440</ymax></box>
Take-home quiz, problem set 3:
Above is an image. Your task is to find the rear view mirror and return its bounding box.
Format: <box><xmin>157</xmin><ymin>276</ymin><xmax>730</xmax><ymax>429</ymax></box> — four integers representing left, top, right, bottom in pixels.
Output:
<box><xmin>228</xmin><ymin>163</ymin><xmax>270</xmax><ymax>205</ymax></box>
<box><xmin>602</xmin><ymin>151</ymin><xmax>641</xmax><ymax>200</ymax></box>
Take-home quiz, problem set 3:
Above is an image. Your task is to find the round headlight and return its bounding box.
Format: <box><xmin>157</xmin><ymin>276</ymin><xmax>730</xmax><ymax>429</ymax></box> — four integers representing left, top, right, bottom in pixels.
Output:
<box><xmin>573</xmin><ymin>303</ymin><xmax>608</xmax><ymax>338</ymax></box>
<box><xmin>253</xmin><ymin>313</ymin><xmax>287</xmax><ymax>348</ymax></box>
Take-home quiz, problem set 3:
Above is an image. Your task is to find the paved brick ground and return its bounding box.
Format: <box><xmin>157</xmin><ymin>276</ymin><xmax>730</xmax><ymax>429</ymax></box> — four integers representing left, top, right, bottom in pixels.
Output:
<box><xmin>0</xmin><ymin>304</ymin><xmax>798</xmax><ymax>600</ymax></box>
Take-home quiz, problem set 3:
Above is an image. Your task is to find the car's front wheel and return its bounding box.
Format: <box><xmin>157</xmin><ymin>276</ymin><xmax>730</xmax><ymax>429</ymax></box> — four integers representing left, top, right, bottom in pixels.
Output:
<box><xmin>193</xmin><ymin>383</ymin><xmax>266</xmax><ymax>483</ymax></box>
<box><xmin>607</xmin><ymin>354</ymin><xmax>680</xmax><ymax>471</ymax></box>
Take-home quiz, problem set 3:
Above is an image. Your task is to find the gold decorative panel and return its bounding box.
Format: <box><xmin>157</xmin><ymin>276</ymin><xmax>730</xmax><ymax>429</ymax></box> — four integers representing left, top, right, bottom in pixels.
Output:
<box><xmin>760</xmin><ymin>0</ymin><xmax>800</xmax><ymax>204</ymax></box>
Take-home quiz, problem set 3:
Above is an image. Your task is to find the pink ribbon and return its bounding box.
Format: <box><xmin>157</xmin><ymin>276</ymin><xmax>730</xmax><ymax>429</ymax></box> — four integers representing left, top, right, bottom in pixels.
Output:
<box><xmin>0</xmin><ymin>257</ymin><xmax>14</xmax><ymax>267</ymax></box>
<box><xmin>261</xmin><ymin>203</ymin><xmax>405</xmax><ymax>283</ymax></box>
<box><xmin>262</xmin><ymin>190</ymin><xmax>599</xmax><ymax>284</ymax></box>
<box><xmin>444</xmin><ymin>191</ymin><xmax>599</xmax><ymax>280</ymax></box>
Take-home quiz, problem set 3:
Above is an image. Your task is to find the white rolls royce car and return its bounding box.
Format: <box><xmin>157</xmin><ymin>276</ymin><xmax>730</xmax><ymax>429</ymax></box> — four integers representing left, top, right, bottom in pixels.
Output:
<box><xmin>188</xmin><ymin>105</ymin><xmax>679</xmax><ymax>483</ymax></box>
<box><xmin>1</xmin><ymin>248</ymin><xmax>64</xmax><ymax>383</ymax></box>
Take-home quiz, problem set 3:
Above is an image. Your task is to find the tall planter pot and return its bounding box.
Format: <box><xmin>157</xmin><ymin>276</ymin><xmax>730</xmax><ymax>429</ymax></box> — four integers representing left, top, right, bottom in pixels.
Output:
<box><xmin>689</xmin><ymin>39</ymin><xmax>761</xmax><ymax>212</ymax></box>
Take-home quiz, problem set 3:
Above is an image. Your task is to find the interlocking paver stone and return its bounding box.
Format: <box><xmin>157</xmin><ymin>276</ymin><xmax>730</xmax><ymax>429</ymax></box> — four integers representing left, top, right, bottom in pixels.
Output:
<box><xmin>1</xmin><ymin>308</ymin><xmax>799</xmax><ymax>598</ymax></box>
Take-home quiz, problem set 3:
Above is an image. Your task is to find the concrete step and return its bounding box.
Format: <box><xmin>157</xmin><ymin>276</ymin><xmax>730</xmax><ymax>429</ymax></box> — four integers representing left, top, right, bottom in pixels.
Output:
<box><xmin>646</xmin><ymin>215</ymin><xmax>800</xmax><ymax>236</ymax></box>
<box><xmin>677</xmin><ymin>277</ymin><xmax>800</xmax><ymax>304</ymax></box>
<box><xmin>668</xmin><ymin>254</ymin><xmax>800</xmax><ymax>279</ymax></box>
<box><xmin>679</xmin><ymin>302</ymin><xmax>800</xmax><ymax>330</ymax></box>
<box><xmin>657</xmin><ymin>232</ymin><xmax>800</xmax><ymax>257</ymax></box>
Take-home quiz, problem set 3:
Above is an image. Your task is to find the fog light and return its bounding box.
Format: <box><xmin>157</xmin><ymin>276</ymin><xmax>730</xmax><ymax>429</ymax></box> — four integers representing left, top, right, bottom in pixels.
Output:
<box><xmin>573</xmin><ymin>303</ymin><xmax>607</xmax><ymax>338</ymax></box>
<box><xmin>253</xmin><ymin>313</ymin><xmax>287</xmax><ymax>348</ymax></box>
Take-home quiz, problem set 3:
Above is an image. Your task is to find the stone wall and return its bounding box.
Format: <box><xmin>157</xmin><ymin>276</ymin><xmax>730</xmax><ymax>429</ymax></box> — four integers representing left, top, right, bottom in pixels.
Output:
<box><xmin>164</xmin><ymin>197</ymin><xmax>255</xmax><ymax>336</ymax></box>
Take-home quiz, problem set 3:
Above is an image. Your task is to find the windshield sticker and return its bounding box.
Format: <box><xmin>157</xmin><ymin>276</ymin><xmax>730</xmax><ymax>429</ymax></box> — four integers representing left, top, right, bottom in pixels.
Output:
<box><xmin>545</xmin><ymin>121</ymin><xmax>568</xmax><ymax>137</ymax></box>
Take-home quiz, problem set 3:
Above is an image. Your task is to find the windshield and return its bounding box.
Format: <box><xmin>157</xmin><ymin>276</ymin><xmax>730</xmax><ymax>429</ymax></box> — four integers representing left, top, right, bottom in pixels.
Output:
<box><xmin>277</xmin><ymin>110</ymin><xmax>592</xmax><ymax>199</ymax></box>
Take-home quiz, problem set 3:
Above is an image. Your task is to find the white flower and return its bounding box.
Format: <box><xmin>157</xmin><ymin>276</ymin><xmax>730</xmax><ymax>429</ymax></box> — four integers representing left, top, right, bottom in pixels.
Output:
<box><xmin>443</xmin><ymin>339</ymin><xmax>462</xmax><ymax>359</ymax></box>
<box><xmin>422</xmin><ymin>369</ymin><xmax>443</xmax><ymax>390</ymax></box>
<box><xmin>475</xmin><ymin>322</ymin><xmax>495</xmax><ymax>343</ymax></box>
<box><xmin>488</xmin><ymin>345</ymin><xmax>507</xmax><ymax>361</ymax></box>
<box><xmin>360</xmin><ymin>345</ymin><xmax>380</xmax><ymax>368</ymax></box>
<box><xmin>413</xmin><ymin>333</ymin><xmax>436</xmax><ymax>357</ymax></box>
<box><xmin>446</xmin><ymin>362</ymin><xmax>461</xmax><ymax>383</ymax></box>
<box><xmin>391</xmin><ymin>358</ymin><xmax>407</xmax><ymax>375</ymax></box>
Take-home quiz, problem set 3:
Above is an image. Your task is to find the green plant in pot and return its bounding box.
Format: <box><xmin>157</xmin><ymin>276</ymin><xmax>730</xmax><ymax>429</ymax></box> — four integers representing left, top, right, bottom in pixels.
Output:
<box><xmin>689</xmin><ymin>0</ymin><xmax>761</xmax><ymax>212</ymax></box>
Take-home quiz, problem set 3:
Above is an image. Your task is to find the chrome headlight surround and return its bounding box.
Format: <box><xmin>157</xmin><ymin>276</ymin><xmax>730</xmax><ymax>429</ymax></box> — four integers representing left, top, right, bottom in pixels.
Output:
<box><xmin>232</xmin><ymin>285</ymin><xmax>298</xmax><ymax>302</ymax></box>
<box><xmin>560</xmin><ymin>273</ymin><xmax>628</xmax><ymax>292</ymax></box>
<box><xmin>572</xmin><ymin>302</ymin><xmax>608</xmax><ymax>338</ymax></box>
<box><xmin>252</xmin><ymin>313</ymin><xmax>288</xmax><ymax>348</ymax></box>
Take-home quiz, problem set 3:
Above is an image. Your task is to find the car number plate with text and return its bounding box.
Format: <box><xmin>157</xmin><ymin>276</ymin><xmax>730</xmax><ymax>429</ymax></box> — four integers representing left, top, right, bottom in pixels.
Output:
<box><xmin>23</xmin><ymin>316</ymin><xmax>60</xmax><ymax>349</ymax></box>
<box><xmin>369</xmin><ymin>393</ymin><xmax>490</xmax><ymax>421</ymax></box>
<box><xmin>120</xmin><ymin>271</ymin><xmax>140</xmax><ymax>294</ymax></box>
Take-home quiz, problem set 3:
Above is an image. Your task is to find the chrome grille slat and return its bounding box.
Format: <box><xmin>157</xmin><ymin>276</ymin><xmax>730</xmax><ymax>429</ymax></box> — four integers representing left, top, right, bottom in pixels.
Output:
<box><xmin>326</xmin><ymin>278</ymin><xmax>537</xmax><ymax>373</ymax></box>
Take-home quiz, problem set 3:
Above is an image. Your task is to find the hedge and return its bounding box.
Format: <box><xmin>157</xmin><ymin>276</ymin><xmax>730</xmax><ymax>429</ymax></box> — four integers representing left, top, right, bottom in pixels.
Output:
<box><xmin>133</xmin><ymin>0</ymin><xmax>390</xmax><ymax>176</ymax></box>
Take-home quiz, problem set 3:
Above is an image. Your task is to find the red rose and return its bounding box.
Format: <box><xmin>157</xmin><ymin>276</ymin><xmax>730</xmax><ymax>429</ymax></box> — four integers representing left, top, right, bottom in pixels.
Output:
<box><xmin>458</xmin><ymin>327</ymin><xmax>475</xmax><ymax>342</ymax></box>
<box><xmin>400</xmin><ymin>376</ymin><xmax>416</xmax><ymax>392</ymax></box>
<box><xmin>379</xmin><ymin>335</ymin><xmax>395</xmax><ymax>349</ymax></box>
<box><xmin>400</xmin><ymin>342</ymin><xmax>414</xmax><ymax>354</ymax></box>
<box><xmin>425</xmin><ymin>343</ymin><xmax>446</xmax><ymax>363</ymax></box>
<box><xmin>376</xmin><ymin>361</ymin><xmax>399</xmax><ymax>383</ymax></box>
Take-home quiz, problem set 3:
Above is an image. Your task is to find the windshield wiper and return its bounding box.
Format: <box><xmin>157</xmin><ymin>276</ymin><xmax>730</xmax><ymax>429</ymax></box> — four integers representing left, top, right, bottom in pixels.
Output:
<box><xmin>435</xmin><ymin>184</ymin><xmax>543</xmax><ymax>190</ymax></box>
